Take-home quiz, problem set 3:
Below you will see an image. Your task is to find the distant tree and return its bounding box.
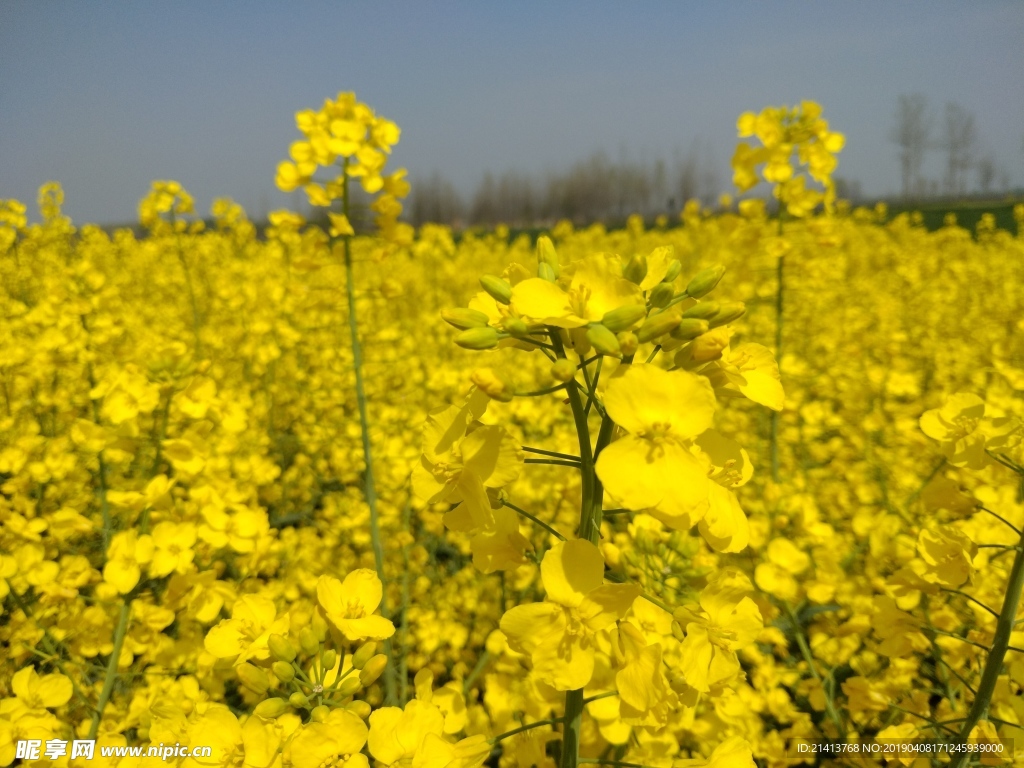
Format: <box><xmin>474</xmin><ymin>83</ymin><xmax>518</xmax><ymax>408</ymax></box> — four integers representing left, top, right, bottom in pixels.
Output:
<box><xmin>940</xmin><ymin>102</ymin><xmax>977</xmax><ymax>196</ymax></box>
<box><xmin>409</xmin><ymin>171</ymin><xmax>463</xmax><ymax>226</ymax></box>
<box><xmin>890</xmin><ymin>94</ymin><xmax>931</xmax><ymax>199</ymax></box>
<box><xmin>976</xmin><ymin>156</ymin><xmax>996</xmax><ymax>195</ymax></box>
<box><xmin>833</xmin><ymin>177</ymin><xmax>863</xmax><ymax>202</ymax></box>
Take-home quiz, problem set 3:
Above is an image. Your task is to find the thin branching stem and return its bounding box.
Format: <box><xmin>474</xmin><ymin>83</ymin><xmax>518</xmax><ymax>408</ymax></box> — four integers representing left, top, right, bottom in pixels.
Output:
<box><xmin>522</xmin><ymin>446</ymin><xmax>582</xmax><ymax>462</ymax></box>
<box><xmin>502</xmin><ymin>500</ymin><xmax>566</xmax><ymax>541</ymax></box>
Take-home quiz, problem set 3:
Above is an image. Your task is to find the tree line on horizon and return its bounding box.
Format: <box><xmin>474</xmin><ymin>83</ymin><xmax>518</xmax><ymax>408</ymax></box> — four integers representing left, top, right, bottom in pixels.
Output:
<box><xmin>402</xmin><ymin>95</ymin><xmax>1017</xmax><ymax>228</ymax></box>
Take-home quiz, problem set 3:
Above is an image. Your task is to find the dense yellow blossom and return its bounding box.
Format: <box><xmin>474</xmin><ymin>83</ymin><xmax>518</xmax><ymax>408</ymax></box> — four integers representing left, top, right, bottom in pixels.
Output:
<box><xmin>1</xmin><ymin>94</ymin><xmax>1023</xmax><ymax>768</ymax></box>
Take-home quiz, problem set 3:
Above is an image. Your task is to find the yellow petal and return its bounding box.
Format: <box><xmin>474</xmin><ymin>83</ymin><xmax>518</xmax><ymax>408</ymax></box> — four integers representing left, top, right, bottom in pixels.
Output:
<box><xmin>511</xmin><ymin>278</ymin><xmax>587</xmax><ymax>328</ymax></box>
<box><xmin>540</xmin><ymin>539</ymin><xmax>605</xmax><ymax>608</ymax></box>
<box><xmin>603</xmin><ymin>364</ymin><xmax>716</xmax><ymax>438</ymax></box>
<box><xmin>578</xmin><ymin>583</ymin><xmax>640</xmax><ymax>631</ymax></box>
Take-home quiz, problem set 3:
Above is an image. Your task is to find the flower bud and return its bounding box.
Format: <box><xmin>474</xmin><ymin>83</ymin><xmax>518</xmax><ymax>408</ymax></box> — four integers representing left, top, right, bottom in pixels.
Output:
<box><xmin>671</xmin><ymin>621</ymin><xmax>685</xmax><ymax>642</ymax></box>
<box><xmin>617</xmin><ymin>332</ymin><xmax>639</xmax><ymax>357</ymax></box>
<box><xmin>470</xmin><ymin>367</ymin><xmax>514</xmax><ymax>402</ymax></box>
<box><xmin>289</xmin><ymin>691</ymin><xmax>310</xmax><ymax>709</ymax></box>
<box><xmin>480</xmin><ymin>275</ymin><xmax>513</xmax><ymax>304</ymax></box>
<box><xmin>537</xmin><ymin>235</ymin><xmax>560</xmax><ymax>278</ymax></box>
<box><xmin>709</xmin><ymin>301</ymin><xmax>746</xmax><ymax>328</ymax></box>
<box><xmin>551</xmin><ymin>359</ymin><xmax>576</xmax><ymax>383</ymax></box>
<box><xmin>299</xmin><ymin>627</ymin><xmax>319</xmax><ymax>657</ymax></box>
<box><xmin>321</xmin><ymin>649</ymin><xmax>337</xmax><ymax>672</ymax></box>
<box><xmin>237</xmin><ymin>663</ymin><xmax>270</xmax><ymax>695</ymax></box>
<box><xmin>538</xmin><ymin>262</ymin><xmax>557</xmax><ymax>282</ymax></box>
<box><xmin>359</xmin><ymin>654</ymin><xmax>389</xmax><ymax>686</ymax></box>
<box><xmin>601</xmin><ymin>304</ymin><xmax>646</xmax><ymax>333</ymax></box>
<box><xmin>272</xmin><ymin>661</ymin><xmax>295</xmax><ymax>683</ymax></box>
<box><xmin>637</xmin><ymin>313</ymin><xmax>681</xmax><ymax>343</ymax></box>
<box><xmin>269</xmin><ymin>634</ymin><xmax>296</xmax><ymax>663</ymax></box>
<box><xmin>663</xmin><ymin>259</ymin><xmax>682</xmax><ymax>283</ymax></box>
<box><xmin>681</xmin><ymin>301</ymin><xmax>720</xmax><ymax>320</ymax></box>
<box><xmin>586</xmin><ymin>324</ymin><xmax>621</xmax><ymax>356</ymax></box>
<box><xmin>442</xmin><ymin>307</ymin><xmax>490</xmax><ymax>330</ymax></box>
<box><xmin>648</xmin><ymin>283</ymin><xmax>675</xmax><ymax>309</ymax></box>
<box><xmin>337</xmin><ymin>676</ymin><xmax>362</xmax><ymax>698</ymax></box>
<box><xmin>310</xmin><ymin>705</ymin><xmax>330</xmax><ymax>723</ymax></box>
<box><xmin>455</xmin><ymin>327</ymin><xmax>500</xmax><ymax>350</ymax></box>
<box><xmin>345</xmin><ymin>700</ymin><xmax>372</xmax><ymax>719</ymax></box>
<box><xmin>688</xmin><ymin>328</ymin><xmax>731</xmax><ymax>363</ymax></box>
<box><xmin>624</xmin><ymin>254</ymin><xmax>648</xmax><ymax>284</ymax></box>
<box><xmin>685</xmin><ymin>265</ymin><xmax>726</xmax><ymax>298</ymax></box>
<box><xmin>253</xmin><ymin>697</ymin><xmax>289</xmax><ymax>718</ymax></box>
<box><xmin>352</xmin><ymin>641</ymin><xmax>378</xmax><ymax>670</ymax></box>
<box><xmin>503</xmin><ymin>317</ymin><xmax>530</xmax><ymax>338</ymax></box>
<box><xmin>670</xmin><ymin>318</ymin><xmax>709</xmax><ymax>340</ymax></box>
<box><xmin>311</xmin><ymin>612</ymin><xmax>328</xmax><ymax>643</ymax></box>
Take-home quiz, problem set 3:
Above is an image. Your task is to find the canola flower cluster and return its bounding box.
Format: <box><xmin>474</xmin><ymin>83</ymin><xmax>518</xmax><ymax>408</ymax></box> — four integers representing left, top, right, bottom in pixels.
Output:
<box><xmin>1</xmin><ymin>95</ymin><xmax>1024</xmax><ymax>768</ymax></box>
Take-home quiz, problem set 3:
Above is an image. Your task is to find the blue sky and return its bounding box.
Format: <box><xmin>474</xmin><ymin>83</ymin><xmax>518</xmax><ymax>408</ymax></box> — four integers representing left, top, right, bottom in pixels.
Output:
<box><xmin>2</xmin><ymin>1</ymin><xmax>1022</xmax><ymax>224</ymax></box>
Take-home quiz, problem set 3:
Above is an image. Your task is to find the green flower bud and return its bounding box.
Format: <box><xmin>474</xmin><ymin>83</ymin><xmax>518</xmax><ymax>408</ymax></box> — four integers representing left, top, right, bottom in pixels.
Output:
<box><xmin>352</xmin><ymin>641</ymin><xmax>377</xmax><ymax>670</ymax></box>
<box><xmin>480</xmin><ymin>275</ymin><xmax>513</xmax><ymax>304</ymax></box>
<box><xmin>321</xmin><ymin>649</ymin><xmax>337</xmax><ymax>672</ymax></box>
<box><xmin>272</xmin><ymin>660</ymin><xmax>295</xmax><ymax>683</ymax></box>
<box><xmin>601</xmin><ymin>304</ymin><xmax>646</xmax><ymax>332</ymax></box>
<box><xmin>359</xmin><ymin>654</ymin><xmax>389</xmax><ymax>686</ymax></box>
<box><xmin>311</xmin><ymin>612</ymin><xmax>328</xmax><ymax>643</ymax></box>
<box><xmin>253</xmin><ymin>697</ymin><xmax>289</xmax><ymax>718</ymax></box>
<box><xmin>709</xmin><ymin>301</ymin><xmax>746</xmax><ymax>328</ymax></box>
<box><xmin>537</xmin><ymin>235</ymin><xmax>560</xmax><ymax>278</ymax></box>
<box><xmin>337</xmin><ymin>675</ymin><xmax>362</xmax><ymax>698</ymax></box>
<box><xmin>551</xmin><ymin>358</ymin><xmax>576</xmax><ymax>383</ymax></box>
<box><xmin>685</xmin><ymin>265</ymin><xmax>726</xmax><ymax>298</ymax></box>
<box><xmin>310</xmin><ymin>705</ymin><xmax>330</xmax><ymax>723</ymax></box>
<box><xmin>470</xmin><ymin>367</ymin><xmax>514</xmax><ymax>402</ymax></box>
<box><xmin>663</xmin><ymin>259</ymin><xmax>682</xmax><ymax>283</ymax></box>
<box><xmin>503</xmin><ymin>317</ymin><xmax>530</xmax><ymax>338</ymax></box>
<box><xmin>681</xmin><ymin>300</ymin><xmax>720</xmax><ymax>320</ymax></box>
<box><xmin>298</xmin><ymin>627</ymin><xmax>319</xmax><ymax>657</ymax></box>
<box><xmin>670</xmin><ymin>318</ymin><xmax>709</xmax><ymax>340</ymax></box>
<box><xmin>671</xmin><ymin>621</ymin><xmax>685</xmax><ymax>642</ymax></box>
<box><xmin>538</xmin><ymin>262</ymin><xmax>557</xmax><ymax>282</ymax></box>
<box><xmin>268</xmin><ymin>634</ymin><xmax>296</xmax><ymax>663</ymax></box>
<box><xmin>455</xmin><ymin>326</ymin><xmax>500</xmax><ymax>350</ymax></box>
<box><xmin>617</xmin><ymin>331</ymin><xmax>639</xmax><ymax>357</ymax></box>
<box><xmin>441</xmin><ymin>307</ymin><xmax>490</xmax><ymax>330</ymax></box>
<box><xmin>637</xmin><ymin>313</ymin><xmax>681</xmax><ymax>343</ymax></box>
<box><xmin>624</xmin><ymin>254</ymin><xmax>648</xmax><ymax>284</ymax></box>
<box><xmin>648</xmin><ymin>282</ymin><xmax>675</xmax><ymax>309</ymax></box>
<box><xmin>345</xmin><ymin>700</ymin><xmax>372</xmax><ymax>719</ymax></box>
<box><xmin>586</xmin><ymin>324</ymin><xmax>621</xmax><ymax>356</ymax></box>
<box><xmin>237</xmin><ymin>663</ymin><xmax>270</xmax><ymax>695</ymax></box>
<box><xmin>289</xmin><ymin>691</ymin><xmax>310</xmax><ymax>709</ymax></box>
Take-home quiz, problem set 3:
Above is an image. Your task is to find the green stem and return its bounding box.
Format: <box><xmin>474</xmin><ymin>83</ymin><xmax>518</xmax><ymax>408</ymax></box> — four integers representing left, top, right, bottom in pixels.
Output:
<box><xmin>340</xmin><ymin>160</ymin><xmax>394</xmax><ymax>706</ymax></box>
<box><xmin>523</xmin><ymin>447</ymin><xmax>582</xmax><ymax>461</ymax></box>
<box><xmin>490</xmin><ymin>718</ymin><xmax>562</xmax><ymax>745</ymax></box>
<box><xmin>905</xmin><ymin>458</ymin><xmax>946</xmax><ymax>507</ymax></box>
<box><xmin>503</xmin><ymin>500</ymin><xmax>566</xmax><ymax>541</ymax></box>
<box><xmin>525</xmin><ymin>458</ymin><xmax>581</xmax><ymax>468</ymax></box>
<box><xmin>940</xmin><ymin>588</ymin><xmax>1000</xmax><ymax>619</ymax></box>
<box><xmin>784</xmin><ymin>604</ymin><xmax>845</xmax><ymax>738</ymax></box>
<box><xmin>517</xmin><ymin>383</ymin><xmax>569</xmax><ymax>397</ymax></box>
<box><xmin>550</xmin><ymin>331</ymin><xmax>622</xmax><ymax>768</ymax></box>
<box><xmin>87</xmin><ymin>600</ymin><xmax>131</xmax><ymax>739</ymax></box>
<box><xmin>770</xmin><ymin>212</ymin><xmax>785</xmax><ymax>483</ymax></box>
<box><xmin>980</xmin><ymin>507</ymin><xmax>1022</xmax><ymax>537</ymax></box>
<box><xmin>463</xmin><ymin>650</ymin><xmax>492</xmax><ymax>698</ymax></box>
<box><xmin>584</xmin><ymin>357</ymin><xmax>604</xmax><ymax>418</ymax></box>
<box><xmin>949</xmin><ymin>477</ymin><xmax>1024</xmax><ymax>768</ymax></box>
